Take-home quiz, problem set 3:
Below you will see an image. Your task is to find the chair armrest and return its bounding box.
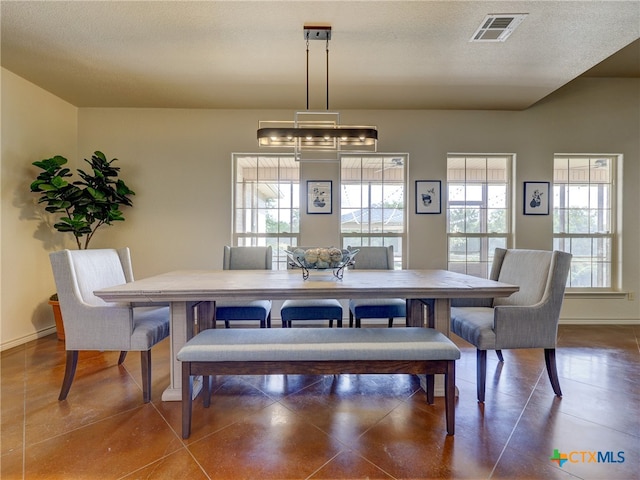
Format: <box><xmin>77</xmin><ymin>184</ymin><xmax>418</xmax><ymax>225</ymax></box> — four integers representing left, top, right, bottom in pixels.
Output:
<box><xmin>493</xmin><ymin>301</ymin><xmax>559</xmax><ymax>349</ymax></box>
<box><xmin>61</xmin><ymin>304</ymin><xmax>135</xmax><ymax>351</ymax></box>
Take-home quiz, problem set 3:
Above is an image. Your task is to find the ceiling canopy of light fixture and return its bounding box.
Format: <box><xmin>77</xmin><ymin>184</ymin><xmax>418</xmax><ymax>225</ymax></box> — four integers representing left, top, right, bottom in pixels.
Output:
<box><xmin>257</xmin><ymin>25</ymin><xmax>378</xmax><ymax>159</ymax></box>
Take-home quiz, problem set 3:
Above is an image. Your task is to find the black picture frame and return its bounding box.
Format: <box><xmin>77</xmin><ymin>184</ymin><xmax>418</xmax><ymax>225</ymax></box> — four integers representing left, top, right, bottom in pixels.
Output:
<box><xmin>523</xmin><ymin>181</ymin><xmax>550</xmax><ymax>215</ymax></box>
<box><xmin>416</xmin><ymin>180</ymin><xmax>441</xmax><ymax>214</ymax></box>
<box><xmin>307</xmin><ymin>180</ymin><xmax>332</xmax><ymax>214</ymax></box>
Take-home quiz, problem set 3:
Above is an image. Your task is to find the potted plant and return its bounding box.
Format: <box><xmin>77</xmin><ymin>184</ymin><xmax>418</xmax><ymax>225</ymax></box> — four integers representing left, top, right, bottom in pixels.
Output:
<box><xmin>31</xmin><ymin>151</ymin><xmax>135</xmax><ymax>340</ymax></box>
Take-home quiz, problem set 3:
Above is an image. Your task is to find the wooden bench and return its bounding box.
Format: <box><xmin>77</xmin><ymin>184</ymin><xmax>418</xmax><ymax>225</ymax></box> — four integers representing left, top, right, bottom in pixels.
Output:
<box><xmin>178</xmin><ymin>327</ymin><xmax>460</xmax><ymax>438</ymax></box>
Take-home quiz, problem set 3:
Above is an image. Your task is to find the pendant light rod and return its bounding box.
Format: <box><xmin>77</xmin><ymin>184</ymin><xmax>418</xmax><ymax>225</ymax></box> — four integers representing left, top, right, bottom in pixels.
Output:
<box><xmin>257</xmin><ymin>24</ymin><xmax>378</xmax><ymax>156</ymax></box>
<box><xmin>326</xmin><ymin>37</ymin><xmax>329</xmax><ymax>110</ymax></box>
<box><xmin>306</xmin><ymin>38</ymin><xmax>310</xmax><ymax>110</ymax></box>
<box><xmin>304</xmin><ymin>25</ymin><xmax>332</xmax><ymax>110</ymax></box>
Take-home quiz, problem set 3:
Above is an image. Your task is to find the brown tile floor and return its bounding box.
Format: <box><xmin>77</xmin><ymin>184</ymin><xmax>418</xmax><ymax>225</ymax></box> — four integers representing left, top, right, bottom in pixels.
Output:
<box><xmin>1</xmin><ymin>324</ymin><xmax>638</xmax><ymax>479</ymax></box>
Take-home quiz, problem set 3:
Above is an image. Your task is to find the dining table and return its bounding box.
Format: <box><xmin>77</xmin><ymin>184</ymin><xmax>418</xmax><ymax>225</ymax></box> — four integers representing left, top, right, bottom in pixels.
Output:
<box><xmin>95</xmin><ymin>268</ymin><xmax>519</xmax><ymax>401</ymax></box>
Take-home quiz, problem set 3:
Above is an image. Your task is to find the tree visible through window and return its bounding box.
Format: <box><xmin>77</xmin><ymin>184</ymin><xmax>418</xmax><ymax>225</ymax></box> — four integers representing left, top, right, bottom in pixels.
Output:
<box><xmin>447</xmin><ymin>154</ymin><xmax>512</xmax><ymax>278</ymax></box>
<box><xmin>553</xmin><ymin>155</ymin><xmax>618</xmax><ymax>288</ymax></box>
<box><xmin>232</xmin><ymin>154</ymin><xmax>299</xmax><ymax>269</ymax></box>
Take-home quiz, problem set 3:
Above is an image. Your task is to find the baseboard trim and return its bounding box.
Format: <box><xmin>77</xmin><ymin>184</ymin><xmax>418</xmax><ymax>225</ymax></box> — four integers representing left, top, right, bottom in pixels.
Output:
<box><xmin>1</xmin><ymin>326</ymin><xmax>57</xmax><ymax>352</ymax></box>
<box><xmin>559</xmin><ymin>318</ymin><xmax>640</xmax><ymax>325</ymax></box>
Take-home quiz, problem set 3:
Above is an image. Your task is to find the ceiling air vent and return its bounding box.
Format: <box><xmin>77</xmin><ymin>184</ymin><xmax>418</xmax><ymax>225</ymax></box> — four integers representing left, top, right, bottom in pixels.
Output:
<box><xmin>471</xmin><ymin>14</ymin><xmax>527</xmax><ymax>42</ymax></box>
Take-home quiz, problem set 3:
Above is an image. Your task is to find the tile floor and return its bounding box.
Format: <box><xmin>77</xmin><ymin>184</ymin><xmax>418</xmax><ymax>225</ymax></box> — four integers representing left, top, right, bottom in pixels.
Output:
<box><xmin>1</xmin><ymin>324</ymin><xmax>638</xmax><ymax>479</ymax></box>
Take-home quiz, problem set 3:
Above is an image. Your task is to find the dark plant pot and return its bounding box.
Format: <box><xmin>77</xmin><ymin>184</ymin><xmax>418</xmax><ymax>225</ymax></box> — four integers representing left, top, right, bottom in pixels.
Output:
<box><xmin>48</xmin><ymin>299</ymin><xmax>65</xmax><ymax>341</ymax></box>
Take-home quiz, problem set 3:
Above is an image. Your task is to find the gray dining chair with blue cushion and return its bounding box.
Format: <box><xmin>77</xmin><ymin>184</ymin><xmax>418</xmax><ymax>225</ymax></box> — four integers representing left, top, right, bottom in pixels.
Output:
<box><xmin>280</xmin><ymin>246</ymin><xmax>343</xmax><ymax>328</ymax></box>
<box><xmin>451</xmin><ymin>248</ymin><xmax>572</xmax><ymax>403</ymax></box>
<box><xmin>215</xmin><ymin>246</ymin><xmax>272</xmax><ymax>328</ymax></box>
<box><xmin>280</xmin><ymin>299</ymin><xmax>343</xmax><ymax>328</ymax></box>
<box><xmin>50</xmin><ymin>248</ymin><xmax>170</xmax><ymax>403</ymax></box>
<box><xmin>348</xmin><ymin>246</ymin><xmax>406</xmax><ymax>328</ymax></box>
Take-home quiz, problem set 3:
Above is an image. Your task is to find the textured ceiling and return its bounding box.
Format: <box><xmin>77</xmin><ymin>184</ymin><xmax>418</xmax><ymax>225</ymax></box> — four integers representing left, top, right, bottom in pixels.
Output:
<box><xmin>1</xmin><ymin>1</ymin><xmax>639</xmax><ymax>111</ymax></box>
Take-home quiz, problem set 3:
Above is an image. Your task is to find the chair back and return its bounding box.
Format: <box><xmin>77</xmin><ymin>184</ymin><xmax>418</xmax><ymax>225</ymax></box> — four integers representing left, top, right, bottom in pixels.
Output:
<box><xmin>490</xmin><ymin>248</ymin><xmax>571</xmax><ymax>309</ymax></box>
<box><xmin>50</xmin><ymin>248</ymin><xmax>135</xmax><ymax>350</ymax></box>
<box><xmin>492</xmin><ymin>248</ymin><xmax>554</xmax><ymax>307</ymax></box>
<box><xmin>51</xmin><ymin>248</ymin><xmax>132</xmax><ymax>306</ymax></box>
<box><xmin>348</xmin><ymin>246</ymin><xmax>395</xmax><ymax>270</ymax></box>
<box><xmin>223</xmin><ymin>246</ymin><xmax>272</xmax><ymax>270</ymax></box>
<box><xmin>489</xmin><ymin>248</ymin><xmax>572</xmax><ymax>349</ymax></box>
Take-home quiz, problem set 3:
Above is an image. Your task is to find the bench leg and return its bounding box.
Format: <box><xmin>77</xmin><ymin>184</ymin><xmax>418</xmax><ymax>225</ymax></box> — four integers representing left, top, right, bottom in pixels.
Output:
<box><xmin>425</xmin><ymin>374</ymin><xmax>435</xmax><ymax>404</ymax></box>
<box><xmin>182</xmin><ymin>362</ymin><xmax>193</xmax><ymax>439</ymax></box>
<box><xmin>203</xmin><ymin>375</ymin><xmax>211</xmax><ymax>408</ymax></box>
<box><xmin>445</xmin><ymin>361</ymin><xmax>456</xmax><ymax>436</ymax></box>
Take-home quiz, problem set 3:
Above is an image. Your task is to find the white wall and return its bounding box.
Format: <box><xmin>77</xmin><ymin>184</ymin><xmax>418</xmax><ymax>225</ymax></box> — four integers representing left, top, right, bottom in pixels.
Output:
<box><xmin>2</xmin><ymin>71</ymin><xmax>638</xmax><ymax>349</ymax></box>
<box><xmin>1</xmin><ymin>68</ymin><xmax>78</xmax><ymax>348</ymax></box>
<box><xmin>520</xmin><ymin>78</ymin><xmax>639</xmax><ymax>322</ymax></box>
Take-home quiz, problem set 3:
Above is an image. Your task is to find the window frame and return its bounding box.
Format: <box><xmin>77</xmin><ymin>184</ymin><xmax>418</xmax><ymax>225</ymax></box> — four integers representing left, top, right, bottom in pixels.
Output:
<box><xmin>339</xmin><ymin>154</ymin><xmax>408</xmax><ymax>269</ymax></box>
<box><xmin>232</xmin><ymin>153</ymin><xmax>300</xmax><ymax>270</ymax></box>
<box><xmin>446</xmin><ymin>153</ymin><xmax>514</xmax><ymax>278</ymax></box>
<box><xmin>553</xmin><ymin>154</ymin><xmax>620</xmax><ymax>291</ymax></box>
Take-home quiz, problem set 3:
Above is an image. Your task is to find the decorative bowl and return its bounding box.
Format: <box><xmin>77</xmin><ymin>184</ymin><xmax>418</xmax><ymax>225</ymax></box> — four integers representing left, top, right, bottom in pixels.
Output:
<box><xmin>285</xmin><ymin>247</ymin><xmax>359</xmax><ymax>280</ymax></box>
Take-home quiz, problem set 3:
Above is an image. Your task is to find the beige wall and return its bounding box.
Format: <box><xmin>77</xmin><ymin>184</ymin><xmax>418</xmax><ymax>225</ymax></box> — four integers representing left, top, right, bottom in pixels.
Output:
<box><xmin>2</xmin><ymin>69</ymin><xmax>638</xmax><ymax>349</ymax></box>
<box><xmin>1</xmin><ymin>68</ymin><xmax>78</xmax><ymax>348</ymax></box>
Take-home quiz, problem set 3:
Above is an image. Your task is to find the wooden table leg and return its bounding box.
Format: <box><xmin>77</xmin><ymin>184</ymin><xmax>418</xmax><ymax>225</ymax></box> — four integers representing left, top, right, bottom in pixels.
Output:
<box><xmin>408</xmin><ymin>298</ymin><xmax>455</xmax><ymax>397</ymax></box>
<box><xmin>433</xmin><ymin>298</ymin><xmax>451</xmax><ymax>337</ymax></box>
<box><xmin>162</xmin><ymin>301</ymin><xmax>202</xmax><ymax>402</ymax></box>
<box><xmin>406</xmin><ymin>298</ymin><xmax>450</xmax><ymax>334</ymax></box>
<box><xmin>406</xmin><ymin>299</ymin><xmax>426</xmax><ymax>327</ymax></box>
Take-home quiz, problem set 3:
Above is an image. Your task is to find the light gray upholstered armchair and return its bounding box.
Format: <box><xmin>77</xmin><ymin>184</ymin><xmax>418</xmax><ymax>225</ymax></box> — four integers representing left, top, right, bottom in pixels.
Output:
<box><xmin>450</xmin><ymin>248</ymin><xmax>572</xmax><ymax>403</ymax></box>
<box><xmin>348</xmin><ymin>246</ymin><xmax>406</xmax><ymax>328</ymax></box>
<box><xmin>50</xmin><ymin>248</ymin><xmax>169</xmax><ymax>403</ymax></box>
<box><xmin>215</xmin><ymin>246</ymin><xmax>273</xmax><ymax>328</ymax></box>
<box><xmin>280</xmin><ymin>246</ymin><xmax>343</xmax><ymax>328</ymax></box>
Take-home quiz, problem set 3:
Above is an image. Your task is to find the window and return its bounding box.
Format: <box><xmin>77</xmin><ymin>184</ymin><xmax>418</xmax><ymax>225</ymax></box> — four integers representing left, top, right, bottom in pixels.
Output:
<box><xmin>233</xmin><ymin>154</ymin><xmax>299</xmax><ymax>269</ymax></box>
<box><xmin>340</xmin><ymin>155</ymin><xmax>407</xmax><ymax>268</ymax></box>
<box><xmin>447</xmin><ymin>154</ymin><xmax>512</xmax><ymax>278</ymax></box>
<box><xmin>553</xmin><ymin>155</ymin><xmax>618</xmax><ymax>288</ymax></box>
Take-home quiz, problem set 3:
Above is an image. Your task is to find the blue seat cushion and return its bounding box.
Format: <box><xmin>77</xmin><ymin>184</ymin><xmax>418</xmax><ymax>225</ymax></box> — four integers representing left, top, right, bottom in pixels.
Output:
<box><xmin>281</xmin><ymin>299</ymin><xmax>342</xmax><ymax>321</ymax></box>
<box><xmin>349</xmin><ymin>298</ymin><xmax>406</xmax><ymax>319</ymax></box>
<box><xmin>215</xmin><ymin>300</ymin><xmax>271</xmax><ymax>321</ymax></box>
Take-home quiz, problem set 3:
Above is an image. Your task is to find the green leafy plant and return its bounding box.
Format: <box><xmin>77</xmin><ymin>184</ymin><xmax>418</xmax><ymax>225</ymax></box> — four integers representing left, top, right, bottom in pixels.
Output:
<box><xmin>30</xmin><ymin>151</ymin><xmax>135</xmax><ymax>249</ymax></box>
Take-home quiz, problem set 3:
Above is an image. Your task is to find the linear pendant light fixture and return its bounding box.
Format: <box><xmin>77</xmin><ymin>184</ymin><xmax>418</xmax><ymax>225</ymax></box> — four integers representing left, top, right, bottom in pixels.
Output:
<box><xmin>257</xmin><ymin>25</ymin><xmax>378</xmax><ymax>160</ymax></box>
